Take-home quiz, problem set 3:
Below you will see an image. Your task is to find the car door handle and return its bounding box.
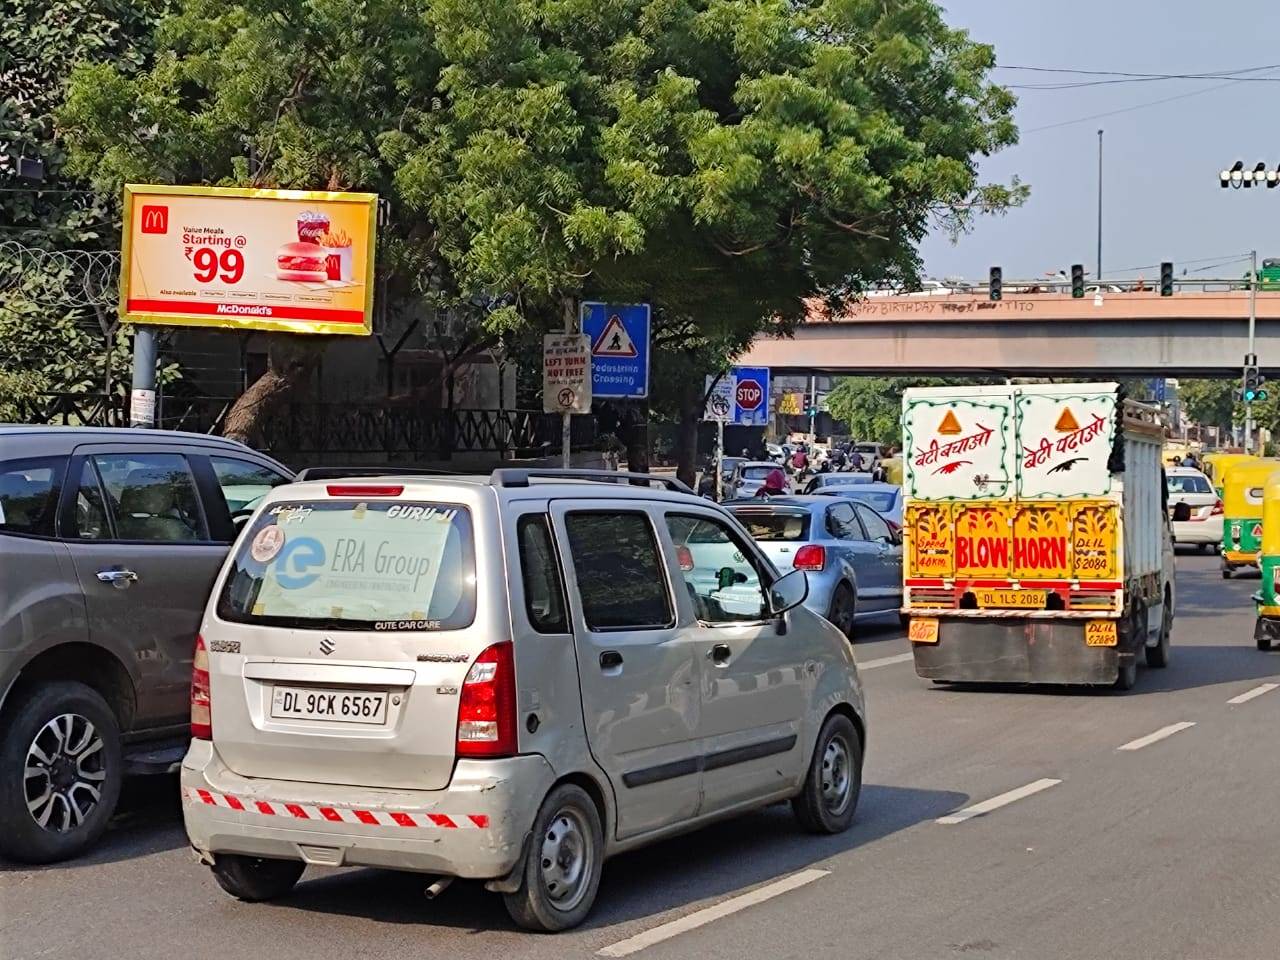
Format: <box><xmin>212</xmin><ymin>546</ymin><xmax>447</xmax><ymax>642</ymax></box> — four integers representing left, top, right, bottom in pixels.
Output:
<box><xmin>708</xmin><ymin>643</ymin><xmax>732</xmax><ymax>665</ymax></box>
<box><xmin>96</xmin><ymin>568</ymin><xmax>138</xmax><ymax>585</ymax></box>
<box><xmin>599</xmin><ymin>650</ymin><xmax>624</xmax><ymax>670</ymax></box>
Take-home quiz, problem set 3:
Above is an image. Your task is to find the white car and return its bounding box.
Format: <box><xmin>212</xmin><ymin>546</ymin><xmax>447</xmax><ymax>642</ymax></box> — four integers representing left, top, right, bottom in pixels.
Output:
<box><xmin>181</xmin><ymin>469</ymin><xmax>865</xmax><ymax>931</ymax></box>
<box><xmin>1167</xmin><ymin>467</ymin><xmax>1222</xmax><ymax>552</ymax></box>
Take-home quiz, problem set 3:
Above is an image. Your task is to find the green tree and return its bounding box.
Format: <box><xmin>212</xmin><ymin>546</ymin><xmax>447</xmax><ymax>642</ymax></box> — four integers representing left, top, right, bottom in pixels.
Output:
<box><xmin>58</xmin><ymin>0</ymin><xmax>1021</xmax><ymax>460</ymax></box>
<box><xmin>825</xmin><ymin>376</ymin><xmax>982</xmax><ymax>448</ymax></box>
<box><xmin>1</xmin><ymin>0</ymin><xmax>167</xmax><ymax>405</ymax></box>
<box><xmin>1177</xmin><ymin>379</ymin><xmax>1236</xmax><ymax>433</ymax></box>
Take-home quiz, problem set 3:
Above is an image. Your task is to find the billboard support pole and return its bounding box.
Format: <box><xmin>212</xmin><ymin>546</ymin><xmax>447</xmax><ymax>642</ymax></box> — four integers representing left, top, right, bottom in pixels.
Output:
<box><xmin>129</xmin><ymin>326</ymin><xmax>157</xmax><ymax>428</ymax></box>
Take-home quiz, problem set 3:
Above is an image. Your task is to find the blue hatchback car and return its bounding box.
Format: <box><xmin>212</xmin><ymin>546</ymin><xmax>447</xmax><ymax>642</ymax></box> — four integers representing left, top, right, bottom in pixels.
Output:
<box><xmin>726</xmin><ymin>496</ymin><xmax>904</xmax><ymax>639</ymax></box>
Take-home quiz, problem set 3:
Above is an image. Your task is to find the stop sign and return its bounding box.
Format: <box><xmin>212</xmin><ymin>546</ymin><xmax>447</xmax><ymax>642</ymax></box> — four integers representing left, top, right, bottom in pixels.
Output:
<box><xmin>736</xmin><ymin>379</ymin><xmax>763</xmax><ymax>411</ymax></box>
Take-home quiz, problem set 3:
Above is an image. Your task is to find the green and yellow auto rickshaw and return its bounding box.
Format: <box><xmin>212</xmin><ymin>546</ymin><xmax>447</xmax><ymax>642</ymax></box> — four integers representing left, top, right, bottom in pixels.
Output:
<box><xmin>1255</xmin><ymin>473</ymin><xmax>1280</xmax><ymax>649</ymax></box>
<box><xmin>1202</xmin><ymin>453</ymin><xmax>1257</xmax><ymax>499</ymax></box>
<box><xmin>1222</xmin><ymin>459</ymin><xmax>1280</xmax><ymax>578</ymax></box>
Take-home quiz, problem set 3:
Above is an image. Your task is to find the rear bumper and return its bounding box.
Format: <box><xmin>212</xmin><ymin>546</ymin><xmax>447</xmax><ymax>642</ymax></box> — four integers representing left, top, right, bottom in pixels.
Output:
<box><xmin>911</xmin><ymin>616</ymin><xmax>1125</xmax><ymax>685</ymax></box>
<box><xmin>1224</xmin><ymin>550</ymin><xmax>1259</xmax><ymax>566</ymax></box>
<box><xmin>1172</xmin><ymin>518</ymin><xmax>1223</xmax><ymax>545</ymax></box>
<box><xmin>181</xmin><ymin>740</ymin><xmax>555</xmax><ymax>879</ymax></box>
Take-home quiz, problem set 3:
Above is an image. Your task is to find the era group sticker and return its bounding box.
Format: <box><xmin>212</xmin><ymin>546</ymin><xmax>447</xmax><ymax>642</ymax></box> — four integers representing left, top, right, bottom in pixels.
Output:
<box><xmin>250</xmin><ymin>525</ymin><xmax>286</xmax><ymax>563</ymax></box>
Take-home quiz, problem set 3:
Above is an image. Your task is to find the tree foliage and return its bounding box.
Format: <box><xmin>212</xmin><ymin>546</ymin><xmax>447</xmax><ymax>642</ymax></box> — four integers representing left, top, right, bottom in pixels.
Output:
<box><xmin>1</xmin><ymin>0</ymin><xmax>167</xmax><ymax>404</ymax></box>
<box><xmin>825</xmin><ymin>376</ymin><xmax>985</xmax><ymax>447</ymax></box>
<box><xmin>56</xmin><ymin>0</ymin><xmax>1021</xmax><ymax>450</ymax></box>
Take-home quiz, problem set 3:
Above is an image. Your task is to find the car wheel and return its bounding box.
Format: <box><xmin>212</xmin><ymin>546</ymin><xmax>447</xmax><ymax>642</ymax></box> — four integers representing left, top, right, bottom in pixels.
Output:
<box><xmin>792</xmin><ymin>713</ymin><xmax>862</xmax><ymax>834</ymax></box>
<box><xmin>1145</xmin><ymin>588</ymin><xmax>1172</xmax><ymax>668</ymax></box>
<box><xmin>0</xmin><ymin>682</ymin><xmax>122</xmax><ymax>863</ymax></box>
<box><xmin>211</xmin><ymin>854</ymin><xmax>305</xmax><ymax>901</ymax></box>
<box><xmin>1200</xmin><ymin>543</ymin><xmax>1212</xmax><ymax>555</ymax></box>
<box><xmin>828</xmin><ymin>583</ymin><xmax>857</xmax><ymax>641</ymax></box>
<box><xmin>504</xmin><ymin>784</ymin><xmax>604</xmax><ymax>932</ymax></box>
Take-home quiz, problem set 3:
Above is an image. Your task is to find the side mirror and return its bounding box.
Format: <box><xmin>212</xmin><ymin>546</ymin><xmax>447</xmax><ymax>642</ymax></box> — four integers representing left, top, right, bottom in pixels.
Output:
<box><xmin>768</xmin><ymin>568</ymin><xmax>809</xmax><ymax>616</ymax></box>
<box><xmin>1172</xmin><ymin>502</ymin><xmax>1191</xmax><ymax>522</ymax></box>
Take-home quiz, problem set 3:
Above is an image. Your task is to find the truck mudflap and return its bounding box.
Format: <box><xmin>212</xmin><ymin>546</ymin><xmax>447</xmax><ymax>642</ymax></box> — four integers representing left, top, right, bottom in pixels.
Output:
<box><xmin>912</xmin><ymin>616</ymin><xmax>1130</xmax><ymax>685</ymax></box>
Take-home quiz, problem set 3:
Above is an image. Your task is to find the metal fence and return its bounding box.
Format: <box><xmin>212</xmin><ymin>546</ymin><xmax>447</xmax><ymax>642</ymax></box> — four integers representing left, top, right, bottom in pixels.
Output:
<box><xmin>16</xmin><ymin>393</ymin><xmax>594</xmax><ymax>460</ymax></box>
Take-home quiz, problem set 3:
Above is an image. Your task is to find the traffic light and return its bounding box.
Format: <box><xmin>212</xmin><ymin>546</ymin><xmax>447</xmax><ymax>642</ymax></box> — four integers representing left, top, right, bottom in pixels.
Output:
<box><xmin>989</xmin><ymin>266</ymin><xmax>1002</xmax><ymax>301</ymax></box>
<box><xmin>1070</xmin><ymin>264</ymin><xmax>1084</xmax><ymax>298</ymax></box>
<box><xmin>1244</xmin><ymin>364</ymin><xmax>1268</xmax><ymax>403</ymax></box>
<box><xmin>1160</xmin><ymin>261</ymin><xmax>1174</xmax><ymax>297</ymax></box>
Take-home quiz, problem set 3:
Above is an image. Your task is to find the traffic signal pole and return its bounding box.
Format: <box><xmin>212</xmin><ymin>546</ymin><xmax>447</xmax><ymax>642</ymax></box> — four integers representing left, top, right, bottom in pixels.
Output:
<box><xmin>1246</xmin><ymin>249</ymin><xmax>1257</xmax><ymax>453</ymax></box>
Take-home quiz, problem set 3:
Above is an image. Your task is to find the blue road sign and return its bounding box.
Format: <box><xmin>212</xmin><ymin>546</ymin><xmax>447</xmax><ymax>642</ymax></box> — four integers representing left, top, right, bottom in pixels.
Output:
<box><xmin>731</xmin><ymin>365</ymin><xmax>770</xmax><ymax>426</ymax></box>
<box><xmin>581</xmin><ymin>302</ymin><xmax>650</xmax><ymax>399</ymax></box>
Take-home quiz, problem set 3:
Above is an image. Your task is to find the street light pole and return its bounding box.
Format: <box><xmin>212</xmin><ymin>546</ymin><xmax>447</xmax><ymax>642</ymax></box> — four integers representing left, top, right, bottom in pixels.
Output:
<box><xmin>1246</xmin><ymin>248</ymin><xmax>1258</xmax><ymax>453</ymax></box>
<box><xmin>1096</xmin><ymin>129</ymin><xmax>1104</xmax><ymax>281</ymax></box>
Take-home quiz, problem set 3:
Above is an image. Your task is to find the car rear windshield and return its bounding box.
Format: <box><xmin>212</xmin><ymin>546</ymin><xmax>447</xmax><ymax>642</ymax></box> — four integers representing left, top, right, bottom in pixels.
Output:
<box><xmin>730</xmin><ymin>509</ymin><xmax>811</xmax><ymax>541</ymax></box>
<box><xmin>1167</xmin><ymin>474</ymin><xmax>1212</xmax><ymax>494</ymax></box>
<box><xmin>843</xmin><ymin>490</ymin><xmax>898</xmax><ymax>512</ymax></box>
<box><xmin>741</xmin><ymin>466</ymin><xmax>775</xmax><ymax>480</ymax></box>
<box><xmin>217</xmin><ymin>500</ymin><xmax>476</xmax><ymax>631</ymax></box>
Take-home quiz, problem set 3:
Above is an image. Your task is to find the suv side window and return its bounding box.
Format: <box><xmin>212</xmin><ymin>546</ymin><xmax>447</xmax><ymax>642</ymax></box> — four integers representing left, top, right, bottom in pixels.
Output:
<box><xmin>827</xmin><ymin>502</ymin><xmax>863</xmax><ymax>540</ymax></box>
<box><xmin>209</xmin><ymin>456</ymin><xmax>291</xmax><ymax>516</ymax></box>
<box><xmin>855</xmin><ymin>504</ymin><xmax>893</xmax><ymax>542</ymax></box>
<box><xmin>564</xmin><ymin>512</ymin><xmax>673</xmax><ymax>630</ymax></box>
<box><xmin>517</xmin><ymin>514</ymin><xmax>568</xmax><ymax>633</ymax></box>
<box><xmin>92</xmin><ymin>453</ymin><xmax>209</xmax><ymax>542</ymax></box>
<box><xmin>665</xmin><ymin>513</ymin><xmax>767</xmax><ymax>623</ymax></box>
<box><xmin>0</xmin><ymin>456</ymin><xmax>65</xmax><ymax>537</ymax></box>
<box><xmin>70</xmin><ymin>461</ymin><xmax>112</xmax><ymax>540</ymax></box>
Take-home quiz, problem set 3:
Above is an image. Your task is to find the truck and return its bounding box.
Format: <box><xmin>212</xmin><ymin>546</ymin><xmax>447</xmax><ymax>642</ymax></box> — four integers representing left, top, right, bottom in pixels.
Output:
<box><xmin>900</xmin><ymin>383</ymin><xmax>1176</xmax><ymax>690</ymax></box>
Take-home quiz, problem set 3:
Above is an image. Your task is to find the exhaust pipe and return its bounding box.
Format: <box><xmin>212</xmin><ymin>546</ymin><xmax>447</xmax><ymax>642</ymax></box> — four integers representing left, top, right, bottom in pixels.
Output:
<box><xmin>424</xmin><ymin>877</ymin><xmax>454</xmax><ymax>900</ymax></box>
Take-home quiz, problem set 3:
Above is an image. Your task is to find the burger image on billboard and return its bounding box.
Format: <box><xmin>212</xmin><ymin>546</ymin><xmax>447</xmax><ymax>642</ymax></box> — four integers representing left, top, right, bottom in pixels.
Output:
<box><xmin>276</xmin><ymin>241</ymin><xmax>328</xmax><ymax>282</ymax></box>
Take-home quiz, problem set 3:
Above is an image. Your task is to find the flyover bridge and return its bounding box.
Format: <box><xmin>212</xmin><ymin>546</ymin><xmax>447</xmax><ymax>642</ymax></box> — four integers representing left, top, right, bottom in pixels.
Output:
<box><xmin>739</xmin><ymin>288</ymin><xmax>1280</xmax><ymax>377</ymax></box>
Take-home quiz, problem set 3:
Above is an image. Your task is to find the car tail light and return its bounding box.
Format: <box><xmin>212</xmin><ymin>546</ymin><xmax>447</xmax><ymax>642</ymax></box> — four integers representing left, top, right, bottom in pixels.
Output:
<box><xmin>794</xmin><ymin>544</ymin><xmax>826</xmax><ymax>571</ymax></box>
<box><xmin>676</xmin><ymin>545</ymin><xmax>695</xmax><ymax>572</ymax></box>
<box><xmin>326</xmin><ymin>484</ymin><xmax>404</xmax><ymax>497</ymax></box>
<box><xmin>456</xmin><ymin>642</ymin><xmax>517</xmax><ymax>758</ymax></box>
<box><xmin>191</xmin><ymin>634</ymin><xmax>212</xmax><ymax>740</ymax></box>
<box><xmin>1211</xmin><ymin>499</ymin><xmax>1224</xmax><ymax>516</ymax></box>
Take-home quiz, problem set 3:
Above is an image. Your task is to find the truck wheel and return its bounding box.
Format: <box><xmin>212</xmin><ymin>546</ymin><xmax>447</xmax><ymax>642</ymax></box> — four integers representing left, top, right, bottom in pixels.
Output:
<box><xmin>211</xmin><ymin>854</ymin><xmax>305</xmax><ymax>901</ymax></box>
<box><xmin>503</xmin><ymin>784</ymin><xmax>604</xmax><ymax>932</ymax></box>
<box><xmin>792</xmin><ymin>713</ymin><xmax>862</xmax><ymax>834</ymax></box>
<box><xmin>1145</xmin><ymin>589</ymin><xmax>1172</xmax><ymax>668</ymax></box>
<box><xmin>1114</xmin><ymin>658</ymin><xmax>1138</xmax><ymax>691</ymax></box>
<box><xmin>0</xmin><ymin>682</ymin><xmax>122</xmax><ymax>863</ymax></box>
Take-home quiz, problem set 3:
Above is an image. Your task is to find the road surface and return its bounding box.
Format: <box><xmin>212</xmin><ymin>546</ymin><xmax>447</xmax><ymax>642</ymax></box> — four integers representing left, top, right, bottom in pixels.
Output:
<box><xmin>4</xmin><ymin>552</ymin><xmax>1278</xmax><ymax>960</ymax></box>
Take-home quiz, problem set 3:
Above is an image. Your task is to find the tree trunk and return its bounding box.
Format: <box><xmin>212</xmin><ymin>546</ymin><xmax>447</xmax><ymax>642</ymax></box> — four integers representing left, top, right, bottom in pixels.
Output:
<box><xmin>221</xmin><ymin>335</ymin><xmax>328</xmax><ymax>447</ymax></box>
<box><xmin>623</xmin><ymin>406</ymin><xmax>649</xmax><ymax>474</ymax></box>
<box><xmin>674</xmin><ymin>377</ymin><xmax>703</xmax><ymax>489</ymax></box>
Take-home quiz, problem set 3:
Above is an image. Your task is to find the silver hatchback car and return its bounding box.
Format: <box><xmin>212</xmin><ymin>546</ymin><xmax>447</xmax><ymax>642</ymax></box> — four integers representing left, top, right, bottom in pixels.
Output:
<box><xmin>182</xmin><ymin>470</ymin><xmax>867</xmax><ymax>931</ymax></box>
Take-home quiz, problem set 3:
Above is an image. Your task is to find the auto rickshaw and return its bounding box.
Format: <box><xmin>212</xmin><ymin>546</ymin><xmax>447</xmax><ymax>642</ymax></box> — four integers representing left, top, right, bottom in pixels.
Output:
<box><xmin>1202</xmin><ymin>452</ymin><xmax>1257</xmax><ymax>498</ymax></box>
<box><xmin>1255</xmin><ymin>473</ymin><xmax>1280</xmax><ymax>649</ymax></box>
<box><xmin>1221</xmin><ymin>459</ymin><xmax>1280</xmax><ymax>578</ymax></box>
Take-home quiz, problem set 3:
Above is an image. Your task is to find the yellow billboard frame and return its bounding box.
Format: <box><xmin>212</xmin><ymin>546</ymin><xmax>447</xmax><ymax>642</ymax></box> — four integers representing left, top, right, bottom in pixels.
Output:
<box><xmin>119</xmin><ymin>184</ymin><xmax>378</xmax><ymax>336</ymax></box>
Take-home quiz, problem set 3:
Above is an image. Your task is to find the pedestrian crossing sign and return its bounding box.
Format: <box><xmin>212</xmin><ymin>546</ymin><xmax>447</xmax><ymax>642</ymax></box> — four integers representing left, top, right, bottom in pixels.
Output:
<box><xmin>591</xmin><ymin>314</ymin><xmax>638</xmax><ymax>357</ymax></box>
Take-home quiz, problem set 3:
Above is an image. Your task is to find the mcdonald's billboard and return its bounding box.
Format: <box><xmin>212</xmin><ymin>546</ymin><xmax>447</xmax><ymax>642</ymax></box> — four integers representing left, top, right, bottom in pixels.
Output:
<box><xmin>119</xmin><ymin>184</ymin><xmax>377</xmax><ymax>335</ymax></box>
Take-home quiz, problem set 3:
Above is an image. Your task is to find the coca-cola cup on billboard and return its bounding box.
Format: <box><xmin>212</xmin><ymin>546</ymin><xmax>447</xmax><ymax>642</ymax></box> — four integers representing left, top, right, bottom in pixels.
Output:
<box><xmin>296</xmin><ymin>210</ymin><xmax>330</xmax><ymax>244</ymax></box>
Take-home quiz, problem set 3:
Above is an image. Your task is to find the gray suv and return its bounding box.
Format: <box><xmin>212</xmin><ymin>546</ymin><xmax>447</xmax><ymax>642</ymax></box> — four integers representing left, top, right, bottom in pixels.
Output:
<box><xmin>0</xmin><ymin>426</ymin><xmax>291</xmax><ymax>862</ymax></box>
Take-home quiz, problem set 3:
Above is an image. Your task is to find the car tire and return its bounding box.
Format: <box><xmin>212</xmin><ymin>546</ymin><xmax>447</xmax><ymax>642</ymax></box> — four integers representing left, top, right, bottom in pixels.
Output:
<box><xmin>1200</xmin><ymin>543</ymin><xmax>1212</xmax><ymax>555</ymax></box>
<box><xmin>828</xmin><ymin>583</ymin><xmax>857</xmax><ymax>641</ymax></box>
<box><xmin>792</xmin><ymin>713</ymin><xmax>862</xmax><ymax>835</ymax></box>
<box><xmin>0</xmin><ymin>682</ymin><xmax>122</xmax><ymax>864</ymax></box>
<box><xmin>211</xmin><ymin>854</ymin><xmax>305</xmax><ymax>902</ymax></box>
<box><xmin>1145</xmin><ymin>589</ymin><xmax>1172</xmax><ymax>669</ymax></box>
<box><xmin>503</xmin><ymin>784</ymin><xmax>604</xmax><ymax>932</ymax></box>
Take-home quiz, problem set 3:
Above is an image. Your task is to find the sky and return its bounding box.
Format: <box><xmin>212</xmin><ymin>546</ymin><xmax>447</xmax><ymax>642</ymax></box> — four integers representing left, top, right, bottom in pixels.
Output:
<box><xmin>917</xmin><ymin>1</ymin><xmax>1280</xmax><ymax>285</ymax></box>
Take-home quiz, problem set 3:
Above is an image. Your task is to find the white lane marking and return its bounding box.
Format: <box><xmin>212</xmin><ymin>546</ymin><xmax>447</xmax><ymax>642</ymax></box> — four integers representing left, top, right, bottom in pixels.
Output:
<box><xmin>596</xmin><ymin>869</ymin><xmax>829</xmax><ymax>957</ymax></box>
<box><xmin>1117</xmin><ymin>721</ymin><xmax>1196</xmax><ymax>751</ymax></box>
<box><xmin>1227</xmin><ymin>682</ymin><xmax>1280</xmax><ymax>705</ymax></box>
<box><xmin>936</xmin><ymin>778</ymin><xmax>1062</xmax><ymax>825</ymax></box>
<box><xmin>858</xmin><ymin>652</ymin><xmax>914</xmax><ymax>670</ymax></box>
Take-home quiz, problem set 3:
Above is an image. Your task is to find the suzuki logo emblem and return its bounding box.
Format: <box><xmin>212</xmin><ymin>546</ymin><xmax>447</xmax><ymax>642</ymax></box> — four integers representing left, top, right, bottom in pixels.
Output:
<box><xmin>140</xmin><ymin>204</ymin><xmax>169</xmax><ymax>234</ymax></box>
<box><xmin>319</xmin><ymin>637</ymin><xmax>335</xmax><ymax>656</ymax></box>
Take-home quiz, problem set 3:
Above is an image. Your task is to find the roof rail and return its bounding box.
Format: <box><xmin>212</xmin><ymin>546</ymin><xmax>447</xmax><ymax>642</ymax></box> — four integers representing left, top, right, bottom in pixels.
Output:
<box><xmin>490</xmin><ymin>468</ymin><xmax>694</xmax><ymax>494</ymax></box>
<box><xmin>293</xmin><ymin>466</ymin><xmax>463</xmax><ymax>482</ymax></box>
